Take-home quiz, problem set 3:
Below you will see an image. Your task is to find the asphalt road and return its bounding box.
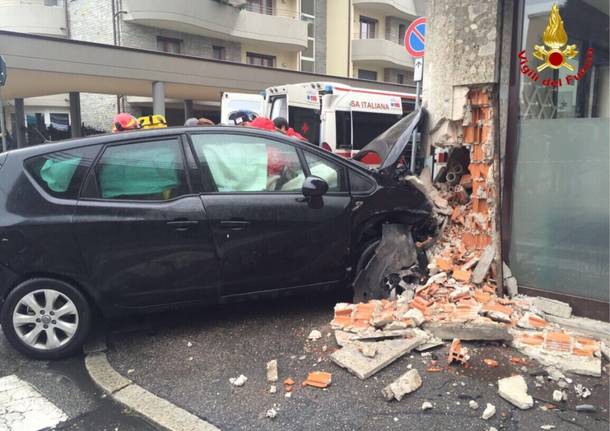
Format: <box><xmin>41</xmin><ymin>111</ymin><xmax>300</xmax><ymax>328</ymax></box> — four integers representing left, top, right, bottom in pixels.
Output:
<box><xmin>0</xmin><ymin>326</ymin><xmax>159</xmax><ymax>431</ymax></box>
<box><xmin>106</xmin><ymin>291</ymin><xmax>610</xmax><ymax>431</ymax></box>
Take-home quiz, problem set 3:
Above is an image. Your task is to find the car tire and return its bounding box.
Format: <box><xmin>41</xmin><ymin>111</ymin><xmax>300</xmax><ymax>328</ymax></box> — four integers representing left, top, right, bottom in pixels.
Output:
<box><xmin>355</xmin><ymin>238</ymin><xmax>381</xmax><ymax>275</ymax></box>
<box><xmin>1</xmin><ymin>278</ymin><xmax>92</xmax><ymax>360</ymax></box>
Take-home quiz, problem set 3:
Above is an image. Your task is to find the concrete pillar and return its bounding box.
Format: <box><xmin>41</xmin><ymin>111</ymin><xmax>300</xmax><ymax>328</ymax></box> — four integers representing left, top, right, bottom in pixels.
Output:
<box><xmin>152</xmin><ymin>81</ymin><xmax>165</xmax><ymax>117</ymax></box>
<box><xmin>69</xmin><ymin>92</ymin><xmax>82</xmax><ymax>138</ymax></box>
<box><xmin>14</xmin><ymin>98</ymin><xmax>25</xmax><ymax>148</ymax></box>
<box><xmin>184</xmin><ymin>99</ymin><xmax>194</xmax><ymax>122</ymax></box>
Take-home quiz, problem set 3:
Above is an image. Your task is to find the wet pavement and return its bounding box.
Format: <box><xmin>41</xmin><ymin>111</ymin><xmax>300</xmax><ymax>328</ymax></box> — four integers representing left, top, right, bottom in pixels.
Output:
<box><xmin>0</xmin><ymin>326</ymin><xmax>158</xmax><ymax>430</ymax></box>
<box><xmin>106</xmin><ymin>291</ymin><xmax>610</xmax><ymax>431</ymax></box>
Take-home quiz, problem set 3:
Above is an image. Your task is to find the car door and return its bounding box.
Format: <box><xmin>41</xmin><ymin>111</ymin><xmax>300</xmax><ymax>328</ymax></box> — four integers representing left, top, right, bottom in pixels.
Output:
<box><xmin>73</xmin><ymin>135</ymin><xmax>220</xmax><ymax>309</ymax></box>
<box><xmin>188</xmin><ymin>131</ymin><xmax>352</xmax><ymax>297</ymax></box>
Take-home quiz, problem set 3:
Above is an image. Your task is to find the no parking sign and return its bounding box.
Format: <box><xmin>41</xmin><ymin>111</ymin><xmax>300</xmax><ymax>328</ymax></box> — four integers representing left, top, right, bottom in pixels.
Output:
<box><xmin>404</xmin><ymin>17</ymin><xmax>426</xmax><ymax>58</ymax></box>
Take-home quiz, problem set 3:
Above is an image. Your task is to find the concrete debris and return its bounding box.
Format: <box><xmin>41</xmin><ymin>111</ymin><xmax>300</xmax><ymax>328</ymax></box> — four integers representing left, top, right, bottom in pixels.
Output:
<box><xmin>266</xmin><ymin>360</ymin><xmax>278</xmax><ymax>383</ymax></box>
<box><xmin>540</xmin><ymin>426</ymin><xmax>555</xmax><ymax>430</ymax></box>
<box><xmin>423</xmin><ymin>321</ymin><xmax>511</xmax><ymax>341</ymax></box>
<box><xmin>489</xmin><ymin>428</ymin><xmax>498</xmax><ymax>431</ymax></box>
<box><xmin>330</xmin><ymin>333</ymin><xmax>426</xmax><ymax>379</ymax></box>
<box><xmin>382</xmin><ymin>369</ymin><xmax>422</xmax><ymax>401</ymax></box>
<box><xmin>469</xmin><ymin>400</ymin><xmax>479</xmax><ymax>409</ymax></box>
<box><xmin>575</xmin><ymin>404</ymin><xmax>596</xmax><ymax>412</ymax></box>
<box><xmin>574</xmin><ymin>384</ymin><xmax>591</xmax><ymax>399</ymax></box>
<box><xmin>356</xmin><ymin>342</ymin><xmax>377</xmax><ymax>358</ymax></box>
<box><xmin>552</xmin><ymin>390</ymin><xmax>563</xmax><ymax>403</ymax></box>
<box><xmin>303</xmin><ymin>371</ymin><xmax>332</xmax><ymax>389</ymax></box>
<box><xmin>530</xmin><ymin>297</ymin><xmax>572</xmax><ymax>319</ymax></box>
<box><xmin>265</xmin><ymin>408</ymin><xmax>278</xmax><ymax>419</ymax></box>
<box><xmin>497</xmin><ymin>375</ymin><xmax>533</xmax><ymax>410</ymax></box>
<box><xmin>483</xmin><ymin>359</ymin><xmax>498</xmax><ymax>368</ymax></box>
<box><xmin>308</xmin><ymin>330</ymin><xmax>322</xmax><ymax>341</ymax></box>
<box><xmin>545</xmin><ymin>367</ymin><xmax>565</xmax><ymax>382</ymax></box>
<box><xmin>421</xmin><ymin>401</ymin><xmax>433</xmax><ymax>410</ymax></box>
<box><xmin>269</xmin><ymin>385</ymin><xmax>277</xmax><ymax>394</ymax></box>
<box><xmin>472</xmin><ymin>244</ymin><xmax>495</xmax><ymax>284</ymax></box>
<box><xmin>481</xmin><ymin>403</ymin><xmax>496</xmax><ymax>420</ymax></box>
<box><xmin>229</xmin><ymin>375</ymin><xmax>247</xmax><ymax>387</ymax></box>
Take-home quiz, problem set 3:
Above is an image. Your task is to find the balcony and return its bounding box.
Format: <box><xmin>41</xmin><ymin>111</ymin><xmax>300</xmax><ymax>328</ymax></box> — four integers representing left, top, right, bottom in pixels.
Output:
<box><xmin>352</xmin><ymin>37</ymin><xmax>414</xmax><ymax>70</ymax></box>
<box><xmin>352</xmin><ymin>0</ymin><xmax>423</xmax><ymax>20</ymax></box>
<box><xmin>0</xmin><ymin>0</ymin><xmax>67</xmax><ymax>37</ymax></box>
<box><xmin>123</xmin><ymin>0</ymin><xmax>308</xmax><ymax>51</ymax></box>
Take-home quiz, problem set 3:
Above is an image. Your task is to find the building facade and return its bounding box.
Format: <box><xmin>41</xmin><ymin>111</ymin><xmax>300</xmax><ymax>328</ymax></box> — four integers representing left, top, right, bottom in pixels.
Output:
<box><xmin>0</xmin><ymin>0</ymin><xmax>421</xmax><ymax>131</ymax></box>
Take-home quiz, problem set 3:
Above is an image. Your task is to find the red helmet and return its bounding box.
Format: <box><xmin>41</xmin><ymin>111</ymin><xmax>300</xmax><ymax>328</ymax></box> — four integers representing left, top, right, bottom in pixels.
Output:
<box><xmin>112</xmin><ymin>113</ymin><xmax>140</xmax><ymax>133</ymax></box>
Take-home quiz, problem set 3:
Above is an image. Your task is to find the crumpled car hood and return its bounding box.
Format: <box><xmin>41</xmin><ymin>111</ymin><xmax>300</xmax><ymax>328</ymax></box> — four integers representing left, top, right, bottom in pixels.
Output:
<box><xmin>352</xmin><ymin>107</ymin><xmax>424</xmax><ymax>176</ymax></box>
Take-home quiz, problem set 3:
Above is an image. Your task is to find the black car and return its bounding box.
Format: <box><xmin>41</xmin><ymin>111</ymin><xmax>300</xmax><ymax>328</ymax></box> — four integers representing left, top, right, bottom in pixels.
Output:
<box><xmin>0</xmin><ymin>110</ymin><xmax>433</xmax><ymax>359</ymax></box>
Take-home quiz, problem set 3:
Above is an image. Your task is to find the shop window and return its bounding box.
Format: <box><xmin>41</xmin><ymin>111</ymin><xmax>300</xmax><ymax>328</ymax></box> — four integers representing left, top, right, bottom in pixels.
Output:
<box><xmin>247</xmin><ymin>52</ymin><xmax>275</xmax><ymax>67</ymax></box>
<box><xmin>156</xmin><ymin>37</ymin><xmax>181</xmax><ymax>54</ymax></box>
<box><xmin>360</xmin><ymin>16</ymin><xmax>377</xmax><ymax>39</ymax></box>
<box><xmin>509</xmin><ymin>0</ymin><xmax>609</xmax><ymax>302</ymax></box>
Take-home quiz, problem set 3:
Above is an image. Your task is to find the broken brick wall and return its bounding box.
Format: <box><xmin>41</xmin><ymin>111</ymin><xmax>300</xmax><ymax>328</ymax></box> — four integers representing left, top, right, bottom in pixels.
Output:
<box><xmin>421</xmin><ymin>0</ymin><xmax>515</xmax><ymax>291</ymax></box>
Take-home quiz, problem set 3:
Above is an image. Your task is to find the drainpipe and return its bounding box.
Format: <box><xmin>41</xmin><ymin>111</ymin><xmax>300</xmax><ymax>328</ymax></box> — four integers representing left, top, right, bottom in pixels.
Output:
<box><xmin>347</xmin><ymin>0</ymin><xmax>352</xmax><ymax>77</ymax></box>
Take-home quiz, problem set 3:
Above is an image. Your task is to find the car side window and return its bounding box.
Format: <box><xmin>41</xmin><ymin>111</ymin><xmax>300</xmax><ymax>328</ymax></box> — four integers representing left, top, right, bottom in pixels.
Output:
<box><xmin>349</xmin><ymin>170</ymin><xmax>375</xmax><ymax>194</ymax></box>
<box><xmin>24</xmin><ymin>145</ymin><xmax>100</xmax><ymax>199</ymax></box>
<box><xmin>303</xmin><ymin>152</ymin><xmax>343</xmax><ymax>192</ymax></box>
<box><xmin>190</xmin><ymin>133</ymin><xmax>305</xmax><ymax>193</ymax></box>
<box><xmin>87</xmin><ymin>138</ymin><xmax>189</xmax><ymax>201</ymax></box>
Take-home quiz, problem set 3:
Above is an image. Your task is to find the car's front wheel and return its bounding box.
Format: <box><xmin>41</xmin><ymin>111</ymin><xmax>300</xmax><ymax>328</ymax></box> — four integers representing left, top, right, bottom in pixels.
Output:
<box><xmin>1</xmin><ymin>278</ymin><xmax>91</xmax><ymax>360</ymax></box>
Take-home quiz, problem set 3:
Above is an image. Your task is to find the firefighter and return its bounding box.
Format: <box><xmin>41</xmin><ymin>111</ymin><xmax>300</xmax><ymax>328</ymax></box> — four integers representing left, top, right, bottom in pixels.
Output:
<box><xmin>111</xmin><ymin>113</ymin><xmax>141</xmax><ymax>133</ymax></box>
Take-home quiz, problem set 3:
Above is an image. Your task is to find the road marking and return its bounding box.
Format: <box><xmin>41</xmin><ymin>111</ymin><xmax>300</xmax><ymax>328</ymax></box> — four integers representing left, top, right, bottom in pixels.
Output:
<box><xmin>0</xmin><ymin>374</ymin><xmax>67</xmax><ymax>431</ymax></box>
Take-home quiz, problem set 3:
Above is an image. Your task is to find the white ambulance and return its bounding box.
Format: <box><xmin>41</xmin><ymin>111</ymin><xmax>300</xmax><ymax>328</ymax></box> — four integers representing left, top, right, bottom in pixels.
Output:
<box><xmin>221</xmin><ymin>82</ymin><xmax>415</xmax><ymax>163</ymax></box>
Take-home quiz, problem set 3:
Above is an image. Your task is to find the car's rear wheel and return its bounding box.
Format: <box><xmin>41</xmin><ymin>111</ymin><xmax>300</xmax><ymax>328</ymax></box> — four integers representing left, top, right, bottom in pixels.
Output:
<box><xmin>1</xmin><ymin>278</ymin><xmax>91</xmax><ymax>360</ymax></box>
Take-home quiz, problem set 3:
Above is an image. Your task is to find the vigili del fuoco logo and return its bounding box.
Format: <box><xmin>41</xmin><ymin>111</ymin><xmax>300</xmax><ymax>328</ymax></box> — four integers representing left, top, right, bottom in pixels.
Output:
<box><xmin>518</xmin><ymin>4</ymin><xmax>594</xmax><ymax>87</ymax></box>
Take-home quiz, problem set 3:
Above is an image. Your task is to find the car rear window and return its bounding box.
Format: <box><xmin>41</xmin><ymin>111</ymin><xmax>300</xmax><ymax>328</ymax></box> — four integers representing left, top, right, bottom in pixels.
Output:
<box><xmin>24</xmin><ymin>145</ymin><xmax>100</xmax><ymax>199</ymax></box>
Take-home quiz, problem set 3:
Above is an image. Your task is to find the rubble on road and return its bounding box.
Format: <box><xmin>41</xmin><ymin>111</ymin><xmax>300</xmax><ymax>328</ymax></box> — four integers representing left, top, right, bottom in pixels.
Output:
<box><xmin>481</xmin><ymin>403</ymin><xmax>496</xmax><ymax>420</ymax></box>
<box><xmin>497</xmin><ymin>375</ymin><xmax>533</xmax><ymax>409</ymax></box>
<box><xmin>229</xmin><ymin>375</ymin><xmax>247</xmax><ymax>387</ymax></box>
<box><xmin>303</xmin><ymin>371</ymin><xmax>332</xmax><ymax>389</ymax></box>
<box><xmin>265</xmin><ymin>408</ymin><xmax>278</xmax><ymax>419</ymax></box>
<box><xmin>382</xmin><ymin>369</ymin><xmax>422</xmax><ymax>401</ymax></box>
<box><xmin>266</xmin><ymin>360</ymin><xmax>278</xmax><ymax>383</ymax></box>
<box><xmin>448</xmin><ymin>339</ymin><xmax>469</xmax><ymax>364</ymax></box>
<box><xmin>307</xmin><ymin>330</ymin><xmax>322</xmax><ymax>341</ymax></box>
<box><xmin>421</xmin><ymin>401</ymin><xmax>433</xmax><ymax>410</ymax></box>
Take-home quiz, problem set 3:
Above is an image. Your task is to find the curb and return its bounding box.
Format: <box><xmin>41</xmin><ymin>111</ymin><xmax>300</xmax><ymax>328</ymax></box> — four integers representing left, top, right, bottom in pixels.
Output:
<box><xmin>83</xmin><ymin>340</ymin><xmax>220</xmax><ymax>431</ymax></box>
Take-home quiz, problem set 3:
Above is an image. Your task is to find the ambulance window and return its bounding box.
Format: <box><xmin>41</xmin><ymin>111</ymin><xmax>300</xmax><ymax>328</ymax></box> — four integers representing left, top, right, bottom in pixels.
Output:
<box><xmin>335</xmin><ymin>111</ymin><xmax>352</xmax><ymax>150</ymax></box>
<box><xmin>352</xmin><ymin>112</ymin><xmax>402</xmax><ymax>150</ymax></box>
<box><xmin>270</xmin><ymin>96</ymin><xmax>287</xmax><ymax>119</ymax></box>
<box><xmin>288</xmin><ymin>106</ymin><xmax>319</xmax><ymax>145</ymax></box>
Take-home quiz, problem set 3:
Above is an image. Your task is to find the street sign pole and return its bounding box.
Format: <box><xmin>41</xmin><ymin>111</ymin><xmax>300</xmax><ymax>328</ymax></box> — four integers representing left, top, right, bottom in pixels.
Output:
<box><xmin>404</xmin><ymin>18</ymin><xmax>425</xmax><ymax>173</ymax></box>
<box><xmin>0</xmin><ymin>56</ymin><xmax>6</xmax><ymax>152</ymax></box>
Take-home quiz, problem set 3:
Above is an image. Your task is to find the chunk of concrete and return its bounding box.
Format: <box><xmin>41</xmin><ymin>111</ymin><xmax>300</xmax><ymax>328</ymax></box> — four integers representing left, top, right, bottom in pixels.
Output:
<box><xmin>481</xmin><ymin>403</ymin><xmax>496</xmax><ymax>420</ymax></box>
<box><xmin>531</xmin><ymin>297</ymin><xmax>572</xmax><ymax>319</ymax></box>
<box><xmin>552</xmin><ymin>390</ymin><xmax>563</xmax><ymax>402</ymax></box>
<box><xmin>382</xmin><ymin>369</ymin><xmax>422</xmax><ymax>401</ymax></box>
<box><xmin>421</xmin><ymin>401</ymin><xmax>433</xmax><ymax>410</ymax></box>
<box><xmin>330</xmin><ymin>333</ymin><xmax>426</xmax><ymax>380</ymax></box>
<box><xmin>472</xmin><ymin>244</ymin><xmax>495</xmax><ymax>284</ymax></box>
<box><xmin>356</xmin><ymin>342</ymin><xmax>377</xmax><ymax>358</ymax></box>
<box><xmin>423</xmin><ymin>321</ymin><xmax>512</xmax><ymax>341</ymax></box>
<box><xmin>308</xmin><ymin>330</ymin><xmax>322</xmax><ymax>341</ymax></box>
<box><xmin>266</xmin><ymin>360</ymin><xmax>278</xmax><ymax>383</ymax></box>
<box><xmin>497</xmin><ymin>375</ymin><xmax>533</xmax><ymax>409</ymax></box>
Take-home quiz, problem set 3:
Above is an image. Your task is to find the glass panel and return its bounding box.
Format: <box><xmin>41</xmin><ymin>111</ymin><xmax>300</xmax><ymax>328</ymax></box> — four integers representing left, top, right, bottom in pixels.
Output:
<box><xmin>509</xmin><ymin>0</ymin><xmax>610</xmax><ymax>301</ymax></box>
<box><xmin>304</xmin><ymin>152</ymin><xmax>342</xmax><ymax>192</ymax></box>
<box><xmin>191</xmin><ymin>134</ymin><xmax>305</xmax><ymax>192</ymax></box>
<box><xmin>50</xmin><ymin>113</ymin><xmax>69</xmax><ymax>131</ymax></box>
<box><xmin>25</xmin><ymin>145</ymin><xmax>100</xmax><ymax>199</ymax></box>
<box><xmin>303</xmin><ymin>39</ymin><xmax>314</xmax><ymax>59</ymax></box>
<box><xmin>307</xmin><ymin>21</ymin><xmax>315</xmax><ymax>38</ymax></box>
<box><xmin>301</xmin><ymin>0</ymin><xmax>314</xmax><ymax>16</ymax></box>
<box><xmin>301</xmin><ymin>60</ymin><xmax>314</xmax><ymax>73</ymax></box>
<box><xmin>358</xmin><ymin>69</ymin><xmax>377</xmax><ymax>81</ymax></box>
<box><xmin>95</xmin><ymin>139</ymin><xmax>188</xmax><ymax>200</ymax></box>
<box><xmin>349</xmin><ymin>170</ymin><xmax>375</xmax><ymax>193</ymax></box>
<box><xmin>270</xmin><ymin>96</ymin><xmax>288</xmax><ymax>119</ymax></box>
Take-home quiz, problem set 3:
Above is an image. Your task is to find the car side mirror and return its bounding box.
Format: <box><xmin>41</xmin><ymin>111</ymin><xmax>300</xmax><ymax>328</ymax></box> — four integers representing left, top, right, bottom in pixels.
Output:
<box><xmin>302</xmin><ymin>176</ymin><xmax>328</xmax><ymax>197</ymax></box>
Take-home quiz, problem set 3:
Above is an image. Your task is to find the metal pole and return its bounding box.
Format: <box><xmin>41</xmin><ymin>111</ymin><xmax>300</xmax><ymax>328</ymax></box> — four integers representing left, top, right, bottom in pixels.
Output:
<box><xmin>69</xmin><ymin>92</ymin><xmax>82</xmax><ymax>138</ymax></box>
<box><xmin>0</xmin><ymin>95</ymin><xmax>6</xmax><ymax>153</ymax></box>
<box><xmin>152</xmin><ymin>81</ymin><xmax>165</xmax><ymax>117</ymax></box>
<box><xmin>409</xmin><ymin>77</ymin><xmax>422</xmax><ymax>172</ymax></box>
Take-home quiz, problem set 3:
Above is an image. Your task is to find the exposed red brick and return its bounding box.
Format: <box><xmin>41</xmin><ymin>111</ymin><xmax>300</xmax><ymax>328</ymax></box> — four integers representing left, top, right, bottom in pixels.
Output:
<box><xmin>545</xmin><ymin>332</ymin><xmax>572</xmax><ymax>352</ymax></box>
<box><xmin>483</xmin><ymin>358</ymin><xmax>499</xmax><ymax>367</ymax></box>
<box><xmin>303</xmin><ymin>371</ymin><xmax>332</xmax><ymax>389</ymax></box>
<box><xmin>452</xmin><ymin>268</ymin><xmax>472</xmax><ymax>282</ymax></box>
<box><xmin>435</xmin><ymin>257</ymin><xmax>454</xmax><ymax>272</ymax></box>
<box><xmin>448</xmin><ymin>339</ymin><xmax>469</xmax><ymax>364</ymax></box>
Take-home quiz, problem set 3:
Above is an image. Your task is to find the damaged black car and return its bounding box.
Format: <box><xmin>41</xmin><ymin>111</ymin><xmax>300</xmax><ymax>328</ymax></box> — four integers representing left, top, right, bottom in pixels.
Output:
<box><xmin>0</xmin><ymin>108</ymin><xmax>437</xmax><ymax>359</ymax></box>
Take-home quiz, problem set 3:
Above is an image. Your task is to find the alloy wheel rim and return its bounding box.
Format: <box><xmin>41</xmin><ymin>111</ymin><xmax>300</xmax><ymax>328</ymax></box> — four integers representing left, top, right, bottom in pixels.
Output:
<box><xmin>12</xmin><ymin>289</ymin><xmax>79</xmax><ymax>350</ymax></box>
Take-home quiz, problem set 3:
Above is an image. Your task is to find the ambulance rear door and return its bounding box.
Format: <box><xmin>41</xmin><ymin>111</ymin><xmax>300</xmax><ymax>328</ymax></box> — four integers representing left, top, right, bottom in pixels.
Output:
<box><xmin>220</xmin><ymin>92</ymin><xmax>264</xmax><ymax>125</ymax></box>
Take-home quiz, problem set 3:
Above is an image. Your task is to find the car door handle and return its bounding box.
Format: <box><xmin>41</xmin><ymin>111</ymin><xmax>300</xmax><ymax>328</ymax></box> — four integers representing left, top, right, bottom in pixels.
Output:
<box><xmin>167</xmin><ymin>220</ymin><xmax>199</xmax><ymax>231</ymax></box>
<box><xmin>219</xmin><ymin>220</ymin><xmax>250</xmax><ymax>231</ymax></box>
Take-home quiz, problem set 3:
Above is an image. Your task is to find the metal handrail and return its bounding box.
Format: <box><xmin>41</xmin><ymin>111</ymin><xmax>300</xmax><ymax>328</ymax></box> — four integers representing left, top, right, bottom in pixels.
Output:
<box><xmin>243</xmin><ymin>3</ymin><xmax>298</xmax><ymax>18</ymax></box>
<box><xmin>353</xmin><ymin>33</ymin><xmax>405</xmax><ymax>45</ymax></box>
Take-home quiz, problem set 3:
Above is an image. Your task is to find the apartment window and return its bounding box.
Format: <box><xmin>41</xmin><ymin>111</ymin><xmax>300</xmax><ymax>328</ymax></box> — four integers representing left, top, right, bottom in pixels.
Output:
<box><xmin>301</xmin><ymin>0</ymin><xmax>315</xmax><ymax>73</ymax></box>
<box><xmin>246</xmin><ymin>0</ymin><xmax>273</xmax><ymax>15</ymax></box>
<box><xmin>360</xmin><ymin>16</ymin><xmax>377</xmax><ymax>39</ymax></box>
<box><xmin>399</xmin><ymin>24</ymin><xmax>407</xmax><ymax>45</ymax></box>
<box><xmin>358</xmin><ymin>69</ymin><xmax>377</xmax><ymax>81</ymax></box>
<box><xmin>157</xmin><ymin>37</ymin><xmax>181</xmax><ymax>54</ymax></box>
<box><xmin>213</xmin><ymin>46</ymin><xmax>226</xmax><ymax>61</ymax></box>
<box><xmin>44</xmin><ymin>0</ymin><xmax>61</xmax><ymax>6</ymax></box>
<box><xmin>247</xmin><ymin>52</ymin><xmax>275</xmax><ymax>67</ymax></box>
<box><xmin>397</xmin><ymin>73</ymin><xmax>404</xmax><ymax>84</ymax></box>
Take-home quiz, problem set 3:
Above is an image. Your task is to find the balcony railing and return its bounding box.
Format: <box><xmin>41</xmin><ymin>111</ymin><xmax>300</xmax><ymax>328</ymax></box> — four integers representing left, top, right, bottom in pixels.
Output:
<box><xmin>353</xmin><ymin>33</ymin><xmax>405</xmax><ymax>46</ymax></box>
<box><xmin>0</xmin><ymin>0</ymin><xmax>65</xmax><ymax>6</ymax></box>
<box><xmin>242</xmin><ymin>3</ymin><xmax>298</xmax><ymax>19</ymax></box>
